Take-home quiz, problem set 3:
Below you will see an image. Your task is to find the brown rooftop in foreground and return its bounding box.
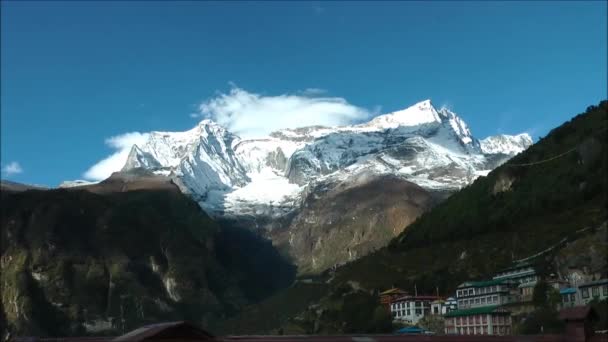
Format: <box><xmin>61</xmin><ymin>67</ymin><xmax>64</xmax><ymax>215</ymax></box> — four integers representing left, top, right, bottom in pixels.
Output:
<box><xmin>11</xmin><ymin>306</ymin><xmax>608</xmax><ymax>342</ymax></box>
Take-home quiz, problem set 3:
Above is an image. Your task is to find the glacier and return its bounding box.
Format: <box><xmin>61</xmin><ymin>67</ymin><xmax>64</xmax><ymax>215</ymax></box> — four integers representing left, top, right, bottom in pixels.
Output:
<box><xmin>104</xmin><ymin>99</ymin><xmax>532</xmax><ymax>221</ymax></box>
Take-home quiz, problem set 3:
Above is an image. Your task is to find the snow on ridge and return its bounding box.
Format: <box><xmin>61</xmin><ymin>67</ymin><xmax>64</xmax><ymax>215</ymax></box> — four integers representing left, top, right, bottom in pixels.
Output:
<box><xmin>72</xmin><ymin>99</ymin><xmax>531</xmax><ymax>220</ymax></box>
<box><xmin>58</xmin><ymin>180</ymin><xmax>99</xmax><ymax>188</ymax></box>
<box><xmin>360</xmin><ymin>99</ymin><xmax>441</xmax><ymax>130</ymax></box>
<box><xmin>480</xmin><ymin>133</ymin><xmax>533</xmax><ymax>155</ymax></box>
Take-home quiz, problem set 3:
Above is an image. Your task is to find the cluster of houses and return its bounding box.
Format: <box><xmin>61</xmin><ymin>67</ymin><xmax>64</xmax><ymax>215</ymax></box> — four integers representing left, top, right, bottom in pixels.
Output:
<box><xmin>380</xmin><ymin>260</ymin><xmax>608</xmax><ymax>336</ymax></box>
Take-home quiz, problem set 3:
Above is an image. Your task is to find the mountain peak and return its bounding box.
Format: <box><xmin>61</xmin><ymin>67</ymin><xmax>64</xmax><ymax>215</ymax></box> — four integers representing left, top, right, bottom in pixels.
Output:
<box><xmin>480</xmin><ymin>133</ymin><xmax>533</xmax><ymax>155</ymax></box>
<box><xmin>415</xmin><ymin>99</ymin><xmax>434</xmax><ymax>109</ymax></box>
<box><xmin>365</xmin><ymin>99</ymin><xmax>441</xmax><ymax>129</ymax></box>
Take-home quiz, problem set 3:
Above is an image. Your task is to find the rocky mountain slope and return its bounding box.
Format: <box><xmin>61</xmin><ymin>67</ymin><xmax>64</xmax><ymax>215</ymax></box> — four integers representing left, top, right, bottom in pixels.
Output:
<box><xmin>214</xmin><ymin>100</ymin><xmax>608</xmax><ymax>335</ymax></box>
<box><xmin>0</xmin><ymin>171</ymin><xmax>294</xmax><ymax>338</ymax></box>
<box><xmin>109</xmin><ymin>100</ymin><xmax>532</xmax><ymax>274</ymax></box>
<box><xmin>0</xmin><ymin>180</ymin><xmax>48</xmax><ymax>193</ymax></box>
<box><xmin>271</xmin><ymin>173</ymin><xmax>434</xmax><ymax>275</ymax></box>
<box><xmin>119</xmin><ymin>100</ymin><xmax>531</xmax><ymax>221</ymax></box>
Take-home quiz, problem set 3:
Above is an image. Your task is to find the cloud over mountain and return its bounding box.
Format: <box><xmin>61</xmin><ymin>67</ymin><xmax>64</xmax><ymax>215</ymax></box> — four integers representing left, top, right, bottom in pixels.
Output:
<box><xmin>84</xmin><ymin>132</ymin><xmax>149</xmax><ymax>181</ymax></box>
<box><xmin>194</xmin><ymin>87</ymin><xmax>372</xmax><ymax>138</ymax></box>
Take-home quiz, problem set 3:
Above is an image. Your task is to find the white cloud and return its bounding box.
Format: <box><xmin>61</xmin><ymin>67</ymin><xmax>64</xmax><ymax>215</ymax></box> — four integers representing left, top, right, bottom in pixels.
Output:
<box><xmin>194</xmin><ymin>87</ymin><xmax>371</xmax><ymax>138</ymax></box>
<box><xmin>83</xmin><ymin>132</ymin><xmax>149</xmax><ymax>181</ymax></box>
<box><xmin>1</xmin><ymin>161</ymin><xmax>23</xmax><ymax>176</ymax></box>
<box><xmin>83</xmin><ymin>87</ymin><xmax>373</xmax><ymax>181</ymax></box>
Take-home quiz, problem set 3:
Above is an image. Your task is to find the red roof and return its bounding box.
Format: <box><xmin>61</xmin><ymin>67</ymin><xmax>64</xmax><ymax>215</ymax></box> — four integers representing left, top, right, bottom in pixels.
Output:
<box><xmin>392</xmin><ymin>295</ymin><xmax>444</xmax><ymax>302</ymax></box>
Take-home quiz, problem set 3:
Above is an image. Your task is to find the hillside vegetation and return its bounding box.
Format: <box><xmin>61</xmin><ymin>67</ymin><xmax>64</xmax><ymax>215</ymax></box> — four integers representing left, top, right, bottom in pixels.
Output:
<box><xmin>0</xmin><ymin>184</ymin><xmax>294</xmax><ymax>338</ymax></box>
<box><xmin>221</xmin><ymin>100</ymin><xmax>607</xmax><ymax>334</ymax></box>
<box><xmin>332</xmin><ymin>100</ymin><xmax>607</xmax><ymax>294</ymax></box>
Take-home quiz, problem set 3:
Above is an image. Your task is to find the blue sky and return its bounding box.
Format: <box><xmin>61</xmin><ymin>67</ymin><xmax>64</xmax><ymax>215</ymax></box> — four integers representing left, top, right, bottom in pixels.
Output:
<box><xmin>1</xmin><ymin>1</ymin><xmax>606</xmax><ymax>186</ymax></box>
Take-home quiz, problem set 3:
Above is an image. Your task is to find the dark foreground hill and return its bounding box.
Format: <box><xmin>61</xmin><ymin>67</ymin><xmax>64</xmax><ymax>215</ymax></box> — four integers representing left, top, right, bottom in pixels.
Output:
<box><xmin>0</xmin><ymin>173</ymin><xmax>294</xmax><ymax>338</ymax></box>
<box><xmin>214</xmin><ymin>101</ymin><xmax>608</xmax><ymax>335</ymax></box>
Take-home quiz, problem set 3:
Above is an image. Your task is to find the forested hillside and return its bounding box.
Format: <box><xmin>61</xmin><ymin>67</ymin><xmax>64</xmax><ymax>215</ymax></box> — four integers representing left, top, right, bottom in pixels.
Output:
<box><xmin>0</xmin><ymin>179</ymin><xmax>294</xmax><ymax>338</ymax></box>
<box><xmin>217</xmin><ymin>100</ymin><xmax>607</xmax><ymax>335</ymax></box>
<box><xmin>334</xmin><ymin>100</ymin><xmax>607</xmax><ymax>294</ymax></box>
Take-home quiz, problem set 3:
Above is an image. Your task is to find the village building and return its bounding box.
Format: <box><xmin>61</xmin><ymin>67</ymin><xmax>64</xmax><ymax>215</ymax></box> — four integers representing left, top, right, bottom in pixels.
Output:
<box><xmin>578</xmin><ymin>278</ymin><xmax>608</xmax><ymax>304</ymax></box>
<box><xmin>548</xmin><ymin>277</ymin><xmax>570</xmax><ymax>291</ymax></box>
<box><xmin>518</xmin><ymin>281</ymin><xmax>536</xmax><ymax>302</ymax></box>
<box><xmin>561</xmin><ymin>287</ymin><xmax>579</xmax><ymax>308</ymax></box>
<box><xmin>492</xmin><ymin>261</ymin><xmax>539</xmax><ymax>301</ymax></box>
<box><xmin>444</xmin><ymin>297</ymin><xmax>458</xmax><ymax>311</ymax></box>
<box><xmin>444</xmin><ymin>305</ymin><xmax>512</xmax><ymax>336</ymax></box>
<box><xmin>430</xmin><ymin>296</ymin><xmax>458</xmax><ymax>315</ymax></box>
<box><xmin>492</xmin><ymin>261</ymin><xmax>538</xmax><ymax>284</ymax></box>
<box><xmin>379</xmin><ymin>287</ymin><xmax>408</xmax><ymax>311</ymax></box>
<box><xmin>455</xmin><ymin>279</ymin><xmax>518</xmax><ymax>309</ymax></box>
<box><xmin>389</xmin><ymin>295</ymin><xmax>442</xmax><ymax>324</ymax></box>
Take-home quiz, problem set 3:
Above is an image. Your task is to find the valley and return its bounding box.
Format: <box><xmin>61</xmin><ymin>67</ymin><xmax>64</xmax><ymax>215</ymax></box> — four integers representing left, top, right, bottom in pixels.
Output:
<box><xmin>1</xmin><ymin>100</ymin><xmax>605</xmax><ymax>339</ymax></box>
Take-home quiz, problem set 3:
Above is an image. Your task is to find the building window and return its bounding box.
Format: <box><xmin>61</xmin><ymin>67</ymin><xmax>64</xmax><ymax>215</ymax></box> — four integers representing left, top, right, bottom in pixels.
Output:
<box><xmin>415</xmin><ymin>309</ymin><xmax>422</xmax><ymax>315</ymax></box>
<box><xmin>592</xmin><ymin>286</ymin><xmax>599</xmax><ymax>297</ymax></box>
<box><xmin>603</xmin><ymin>285</ymin><xmax>608</xmax><ymax>296</ymax></box>
<box><xmin>571</xmin><ymin>293</ymin><xmax>576</xmax><ymax>302</ymax></box>
<box><xmin>475</xmin><ymin>298</ymin><xmax>480</xmax><ymax>304</ymax></box>
<box><xmin>407</xmin><ymin>309</ymin><xmax>411</xmax><ymax>316</ymax></box>
<box><xmin>493</xmin><ymin>295</ymin><xmax>498</xmax><ymax>303</ymax></box>
<box><xmin>582</xmin><ymin>288</ymin><xmax>589</xmax><ymax>299</ymax></box>
<box><xmin>481</xmin><ymin>297</ymin><xmax>486</xmax><ymax>304</ymax></box>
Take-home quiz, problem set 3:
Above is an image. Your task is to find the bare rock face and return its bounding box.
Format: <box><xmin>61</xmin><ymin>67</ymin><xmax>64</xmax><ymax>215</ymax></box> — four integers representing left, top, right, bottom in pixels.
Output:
<box><xmin>492</xmin><ymin>171</ymin><xmax>516</xmax><ymax>194</ymax></box>
<box><xmin>554</xmin><ymin>222</ymin><xmax>608</xmax><ymax>284</ymax></box>
<box><xmin>272</xmin><ymin>173</ymin><xmax>434</xmax><ymax>275</ymax></box>
<box><xmin>265</xmin><ymin>147</ymin><xmax>288</xmax><ymax>172</ymax></box>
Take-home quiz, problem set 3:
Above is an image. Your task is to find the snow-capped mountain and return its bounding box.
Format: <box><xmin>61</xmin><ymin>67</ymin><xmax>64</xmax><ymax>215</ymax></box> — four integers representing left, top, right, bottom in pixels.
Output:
<box><xmin>119</xmin><ymin>99</ymin><xmax>532</xmax><ymax>220</ymax></box>
<box><xmin>58</xmin><ymin>180</ymin><xmax>99</xmax><ymax>188</ymax></box>
<box><xmin>480</xmin><ymin>133</ymin><xmax>533</xmax><ymax>155</ymax></box>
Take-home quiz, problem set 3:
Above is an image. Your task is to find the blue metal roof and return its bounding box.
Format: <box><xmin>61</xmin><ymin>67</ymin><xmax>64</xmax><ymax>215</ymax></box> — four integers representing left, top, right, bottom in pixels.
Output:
<box><xmin>560</xmin><ymin>288</ymin><xmax>576</xmax><ymax>294</ymax></box>
<box><xmin>395</xmin><ymin>326</ymin><xmax>426</xmax><ymax>334</ymax></box>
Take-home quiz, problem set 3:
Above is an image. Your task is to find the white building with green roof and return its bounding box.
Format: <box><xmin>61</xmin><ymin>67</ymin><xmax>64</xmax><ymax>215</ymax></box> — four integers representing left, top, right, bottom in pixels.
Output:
<box><xmin>444</xmin><ymin>305</ymin><xmax>512</xmax><ymax>335</ymax></box>
<box><xmin>455</xmin><ymin>279</ymin><xmax>519</xmax><ymax>310</ymax></box>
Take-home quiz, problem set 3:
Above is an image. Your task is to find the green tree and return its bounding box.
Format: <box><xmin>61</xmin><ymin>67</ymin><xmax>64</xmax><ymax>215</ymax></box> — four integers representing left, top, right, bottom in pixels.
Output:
<box><xmin>520</xmin><ymin>308</ymin><xmax>564</xmax><ymax>334</ymax></box>
<box><xmin>532</xmin><ymin>280</ymin><xmax>550</xmax><ymax>308</ymax></box>
<box><xmin>369</xmin><ymin>306</ymin><xmax>393</xmax><ymax>333</ymax></box>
